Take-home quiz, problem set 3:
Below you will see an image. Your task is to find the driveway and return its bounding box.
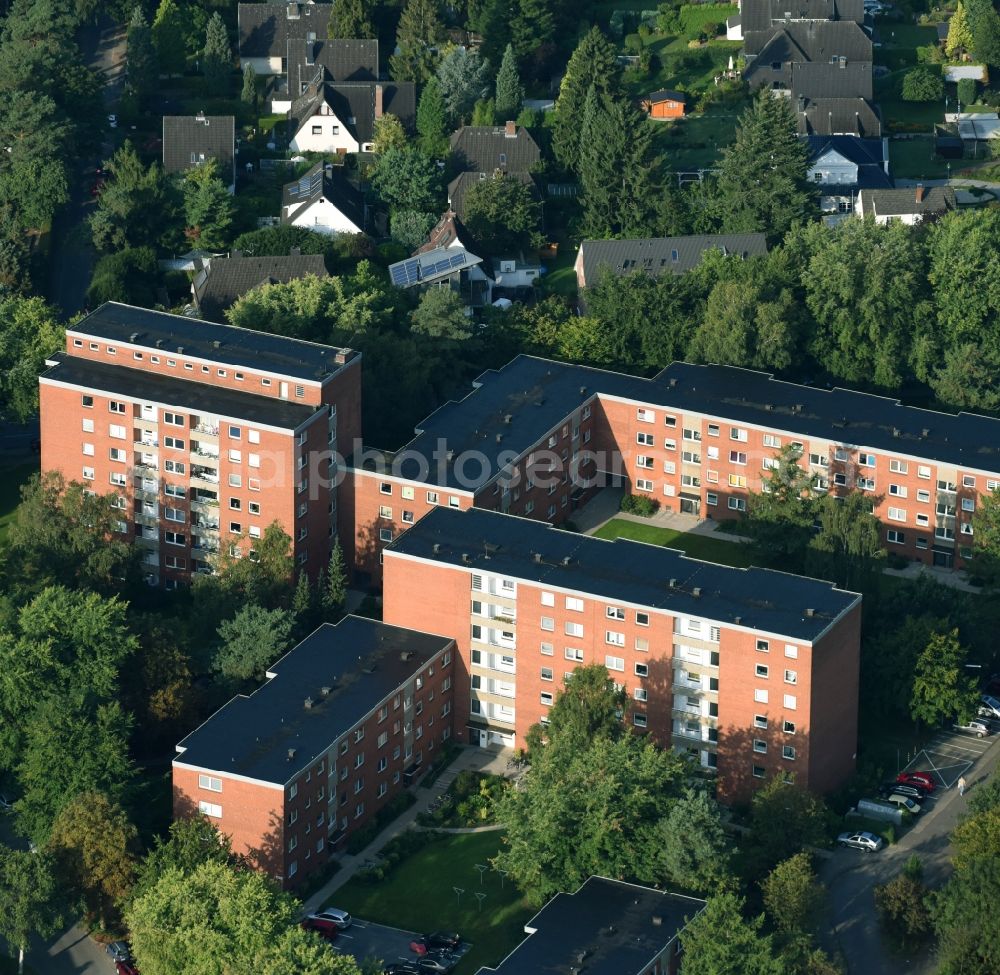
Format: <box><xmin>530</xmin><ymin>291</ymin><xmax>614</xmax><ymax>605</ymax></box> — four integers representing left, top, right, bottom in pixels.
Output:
<box><xmin>47</xmin><ymin>17</ymin><xmax>126</xmax><ymax>318</ymax></box>
<box><xmin>821</xmin><ymin>727</ymin><xmax>1000</xmax><ymax>974</ymax></box>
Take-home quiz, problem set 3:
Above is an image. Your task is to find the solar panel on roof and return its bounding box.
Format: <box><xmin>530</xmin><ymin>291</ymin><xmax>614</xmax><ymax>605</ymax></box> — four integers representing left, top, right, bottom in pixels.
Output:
<box><xmin>390</xmin><ymin>257</ymin><xmax>422</xmax><ymax>287</ymax></box>
<box><xmin>449</xmin><ymin>252</ymin><xmax>467</xmax><ymax>269</ymax></box>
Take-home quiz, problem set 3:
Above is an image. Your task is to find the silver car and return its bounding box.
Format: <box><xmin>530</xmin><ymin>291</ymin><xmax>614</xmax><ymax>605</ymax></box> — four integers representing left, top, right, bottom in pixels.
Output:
<box><xmin>954</xmin><ymin>719</ymin><xmax>991</xmax><ymax>738</ymax></box>
<box><xmin>837</xmin><ymin>830</ymin><xmax>884</xmax><ymax>852</ymax></box>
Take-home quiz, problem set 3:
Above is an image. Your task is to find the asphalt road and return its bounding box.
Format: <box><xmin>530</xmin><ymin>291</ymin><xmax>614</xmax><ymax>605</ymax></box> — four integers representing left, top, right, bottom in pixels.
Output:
<box><xmin>47</xmin><ymin>17</ymin><xmax>127</xmax><ymax>319</ymax></box>
<box><xmin>821</xmin><ymin>726</ymin><xmax>1000</xmax><ymax>974</ymax></box>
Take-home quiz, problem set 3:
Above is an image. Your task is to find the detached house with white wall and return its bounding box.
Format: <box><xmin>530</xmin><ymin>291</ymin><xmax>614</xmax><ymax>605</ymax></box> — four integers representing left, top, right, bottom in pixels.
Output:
<box><xmin>281</xmin><ymin>162</ymin><xmax>366</xmax><ymax>235</ymax></box>
<box><xmin>238</xmin><ymin>1</ymin><xmax>333</xmax><ymax>76</ymax></box>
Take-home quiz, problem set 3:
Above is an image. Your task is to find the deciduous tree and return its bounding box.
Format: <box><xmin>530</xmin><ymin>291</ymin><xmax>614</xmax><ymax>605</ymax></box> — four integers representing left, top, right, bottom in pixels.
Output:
<box><xmin>130</xmin><ymin>818</ymin><xmax>233</xmax><ymax>906</ymax></box>
<box><xmin>743</xmin><ymin>445</ymin><xmax>816</xmax><ymax>571</ymax></box>
<box><xmin>389</xmin><ymin>209</ymin><xmax>436</xmax><ymax>251</ymax></box>
<box><xmin>410</xmin><ymin>287</ymin><xmax>472</xmax><ymax>341</ymax></box>
<box><xmin>0</xmin><ymin>846</ymin><xmax>62</xmax><ymax>975</ymax></box>
<box><xmin>761</xmin><ymin>853</ymin><xmax>823</xmax><ymax>934</ymax></box>
<box><xmin>680</xmin><ymin>892</ymin><xmax>784</xmax><ymax>975</ymax></box>
<box><xmin>47</xmin><ymin>793</ymin><xmax>139</xmax><ymax>926</ymax></box>
<box><xmin>463</xmin><ymin>172</ymin><xmax>541</xmax><ymax>253</ymax></box>
<box><xmin>0</xmin><ymin>295</ymin><xmax>63</xmax><ymax>422</ymax></box>
<box><xmin>214</xmin><ymin>604</ymin><xmax>296</xmax><ymax>682</ymax></box>
<box><xmin>806</xmin><ymin>491</ymin><xmax>886</xmax><ymax>592</ymax></box>
<box><xmin>655</xmin><ymin>788</ymin><xmax>733</xmax><ymax>893</ymax></box>
<box><xmin>911</xmin><ymin>629</ymin><xmax>980</xmax><ymax>728</ymax></box>
<box><xmin>372</xmin><ymin>113</ymin><xmax>408</xmax><ymax>153</ymax></box>
<box><xmin>902</xmin><ymin>66</ymin><xmax>944</xmax><ymax>101</ymax></box>
<box><xmin>371</xmin><ymin>147</ymin><xmax>444</xmax><ymax>212</ymax></box>
<box><xmin>152</xmin><ymin>0</ymin><xmax>186</xmax><ymax>75</ymax></box>
<box><xmin>87</xmin><ymin>247</ymin><xmax>160</xmax><ymax>307</ymax></box>
<box><xmin>748</xmin><ymin>776</ymin><xmax>829</xmax><ymax>875</ymax></box>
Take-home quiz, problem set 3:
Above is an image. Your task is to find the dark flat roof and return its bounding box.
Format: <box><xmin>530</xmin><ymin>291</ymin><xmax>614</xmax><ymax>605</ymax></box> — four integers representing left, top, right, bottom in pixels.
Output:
<box><xmin>175</xmin><ymin>617</ymin><xmax>453</xmax><ymax>785</ymax></box>
<box><xmin>387</xmin><ymin>507</ymin><xmax>860</xmax><ymax>640</ymax></box>
<box><xmin>358</xmin><ymin>355</ymin><xmax>1000</xmax><ymax>483</ymax></box>
<box><xmin>41</xmin><ymin>352</ymin><xmax>319</xmax><ymax>430</ymax></box>
<box><xmin>69</xmin><ymin>303</ymin><xmax>356</xmax><ymax>383</ymax></box>
<box><xmin>477</xmin><ymin>877</ymin><xmax>705</xmax><ymax>975</ymax></box>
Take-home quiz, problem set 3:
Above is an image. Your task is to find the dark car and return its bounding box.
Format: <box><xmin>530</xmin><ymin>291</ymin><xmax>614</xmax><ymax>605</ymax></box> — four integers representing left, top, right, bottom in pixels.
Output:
<box><xmin>896</xmin><ymin>772</ymin><xmax>936</xmax><ymax>793</ymax></box>
<box><xmin>881</xmin><ymin>782</ymin><xmax>924</xmax><ymax>800</ymax></box>
<box><xmin>106</xmin><ymin>942</ymin><xmax>132</xmax><ymax>963</ymax></box>
<box><xmin>423</xmin><ymin>933</ymin><xmax>462</xmax><ymax>952</ymax></box>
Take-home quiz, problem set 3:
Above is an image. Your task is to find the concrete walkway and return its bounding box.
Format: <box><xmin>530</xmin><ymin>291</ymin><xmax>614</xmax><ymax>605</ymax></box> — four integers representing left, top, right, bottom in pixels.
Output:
<box><xmin>301</xmin><ymin>746</ymin><xmax>511</xmax><ymax>913</ymax></box>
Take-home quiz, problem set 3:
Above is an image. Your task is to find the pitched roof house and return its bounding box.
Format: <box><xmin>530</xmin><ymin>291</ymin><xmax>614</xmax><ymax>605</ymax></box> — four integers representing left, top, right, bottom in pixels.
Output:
<box><xmin>287</xmin><ymin>72</ymin><xmax>415</xmax><ymax>153</ymax></box>
<box><xmin>729</xmin><ymin>0</ymin><xmax>864</xmax><ymax>40</ymax></box>
<box><xmin>805</xmin><ymin>135</ymin><xmax>891</xmax><ymax>215</ymax></box>
<box><xmin>192</xmin><ymin>250</ymin><xmax>329</xmax><ymax>321</ymax></box>
<box><xmin>238</xmin><ymin>1</ymin><xmax>333</xmax><ymax>74</ymax></box>
<box><xmin>575</xmin><ymin>234</ymin><xmax>768</xmax><ymax>289</ymax></box>
<box><xmin>795</xmin><ymin>95</ymin><xmax>882</xmax><ymax>136</ymax></box>
<box><xmin>449</xmin><ymin>122</ymin><xmax>541</xmax><ymax>175</ymax></box>
<box><xmin>272</xmin><ymin>38</ymin><xmax>379</xmax><ymax>110</ymax></box>
<box><xmin>281</xmin><ymin>162</ymin><xmax>367</xmax><ymax>235</ymax></box>
<box><xmin>162</xmin><ymin>114</ymin><xmax>236</xmax><ymax>192</ymax></box>
<box><xmin>743</xmin><ymin>20</ymin><xmax>872</xmax><ymax>87</ymax></box>
<box><xmin>855</xmin><ymin>185</ymin><xmax>957</xmax><ymax>224</ymax></box>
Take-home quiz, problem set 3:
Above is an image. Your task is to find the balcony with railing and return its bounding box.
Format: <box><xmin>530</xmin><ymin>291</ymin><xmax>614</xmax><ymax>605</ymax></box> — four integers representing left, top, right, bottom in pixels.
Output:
<box><xmin>191</xmin><ymin>440</ymin><xmax>220</xmax><ymax>460</ymax></box>
<box><xmin>190</xmin><ymin>466</ymin><xmax>219</xmax><ymax>485</ymax></box>
<box><xmin>191</xmin><ymin>515</ymin><xmax>219</xmax><ymax>531</ymax></box>
<box><xmin>193</xmin><ymin>417</ymin><xmax>220</xmax><ymax>438</ymax></box>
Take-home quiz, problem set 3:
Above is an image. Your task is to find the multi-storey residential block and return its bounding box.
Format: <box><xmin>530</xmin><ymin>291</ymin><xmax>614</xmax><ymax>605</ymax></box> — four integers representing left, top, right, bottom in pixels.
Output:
<box><xmin>39</xmin><ymin>302</ymin><xmax>360</xmax><ymax>587</ymax></box>
<box><xmin>382</xmin><ymin>506</ymin><xmax>862</xmax><ymax>802</ymax></box>
<box><xmin>172</xmin><ymin>616</ymin><xmax>456</xmax><ymax>889</ymax></box>
<box><xmin>476</xmin><ymin>877</ymin><xmax>706</xmax><ymax>975</ymax></box>
<box><xmin>342</xmin><ymin>355</ymin><xmax>1000</xmax><ymax>583</ymax></box>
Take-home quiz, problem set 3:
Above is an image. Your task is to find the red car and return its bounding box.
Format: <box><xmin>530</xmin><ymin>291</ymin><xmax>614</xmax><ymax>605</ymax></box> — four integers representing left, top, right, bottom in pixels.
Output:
<box><xmin>301</xmin><ymin>917</ymin><xmax>339</xmax><ymax>941</ymax></box>
<box><xmin>896</xmin><ymin>771</ymin><xmax>936</xmax><ymax>793</ymax></box>
<box><xmin>116</xmin><ymin>962</ymin><xmax>140</xmax><ymax>975</ymax></box>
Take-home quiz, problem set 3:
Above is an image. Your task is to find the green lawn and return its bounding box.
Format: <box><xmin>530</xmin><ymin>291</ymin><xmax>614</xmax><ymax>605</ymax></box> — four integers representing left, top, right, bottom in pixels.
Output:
<box><xmin>889</xmin><ymin>137</ymin><xmax>952</xmax><ymax>178</ymax></box>
<box><xmin>654</xmin><ymin>104</ymin><xmax>743</xmax><ymax>170</ymax></box>
<box><xmin>592</xmin><ymin>517</ymin><xmax>757</xmax><ymax>567</ymax></box>
<box><xmin>0</xmin><ymin>458</ymin><xmax>37</xmax><ymax>546</ymax></box>
<box><xmin>332</xmin><ymin>832</ymin><xmax>533</xmax><ymax>975</ymax></box>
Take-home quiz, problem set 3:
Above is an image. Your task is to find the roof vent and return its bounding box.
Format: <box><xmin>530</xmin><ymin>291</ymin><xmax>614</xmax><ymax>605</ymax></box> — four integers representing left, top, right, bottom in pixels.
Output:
<box><xmin>668</xmin><ymin>578</ymin><xmax>677</xmax><ymax>588</ymax></box>
<box><xmin>213</xmin><ymin>339</ymin><xmax>221</xmax><ymax>349</ymax></box>
<box><xmin>921</xmin><ymin>428</ymin><xmax>930</xmax><ymax>438</ymax></box>
<box><xmin>461</xmin><ymin>553</ymin><xmax>471</xmax><ymax>564</ymax></box>
<box><xmin>177</xmin><ymin>346</ymin><xmax>184</xmax><ymax>354</ymax></box>
<box><xmin>561</xmin><ymin>555</ymin><xmax>571</xmax><ymax>566</ymax></box>
<box><xmin>304</xmin><ymin>696</ymin><xmax>314</xmax><ymax>709</ymax></box>
<box><xmin>794</xmin><ymin>403</ymin><xmax>803</xmax><ymax>413</ymax></box>
<box><xmin>692</xmin><ymin>586</ymin><xmax>702</xmax><ymax>597</ymax></box>
<box><xmin>400</xmin><ymin>650</ymin><xmax>414</xmax><ymax>661</ymax></box>
<box><xmin>287</xmin><ymin>748</ymin><xmax>296</xmax><ymax>760</ymax></box>
<box><xmin>496</xmin><ymin>433</ymin><xmax>502</xmax><ymax>444</ymax></box>
<box><xmin>579</xmin><ymin>386</ymin><xmax>586</xmax><ymax>396</ymax></box>
<box><xmin>321</xmin><ymin>686</ymin><xmax>332</xmax><ymax>696</ymax></box>
<box><xmin>432</xmin><ymin>542</ymin><xmax>441</xmax><ymax>554</ymax></box>
<box><xmin>765</xmin><ymin>403</ymin><xmax>774</xmax><ymax>411</ymax></box>
<box><xmin>892</xmin><ymin>427</ymin><xmax>901</xmax><ymax>438</ymax></box>
<box><xmin>734</xmin><ymin>615</ymin><xmax>742</xmax><ymax>625</ymax></box>
<box><xmin>652</xmin><ymin>915</ymin><xmax>663</xmax><ymax>927</ymax></box>
<box><xmin>805</xmin><ymin>607</ymin><xmax>815</xmax><ymax>617</ymax></box>
<box><xmin>446</xmin><ymin>449</ymin><xmax>455</xmax><ymax>462</ymax></box>
<box><xmin>533</xmin><ymin>552</ymin><xmax>543</xmax><ymax>563</ymax></box>
<box><xmin>129</xmin><ymin>332</ymin><xmax>139</xmax><ymax>342</ymax></box>
<box><xmin>503</xmin><ymin>413</ymin><xmax>513</xmax><ymax>424</ymax></box>
<box><xmin>155</xmin><ymin>338</ymin><xmax>163</xmax><ymax>348</ymax></box>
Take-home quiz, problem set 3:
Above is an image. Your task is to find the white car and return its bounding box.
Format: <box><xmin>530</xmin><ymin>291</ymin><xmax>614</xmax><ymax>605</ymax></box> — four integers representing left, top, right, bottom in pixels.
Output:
<box><xmin>884</xmin><ymin>793</ymin><xmax>922</xmax><ymax>814</ymax></box>
<box><xmin>979</xmin><ymin>695</ymin><xmax>1000</xmax><ymax>720</ymax></box>
<box><xmin>954</xmin><ymin>718</ymin><xmax>990</xmax><ymax>738</ymax></box>
<box><xmin>306</xmin><ymin>908</ymin><xmax>352</xmax><ymax>929</ymax></box>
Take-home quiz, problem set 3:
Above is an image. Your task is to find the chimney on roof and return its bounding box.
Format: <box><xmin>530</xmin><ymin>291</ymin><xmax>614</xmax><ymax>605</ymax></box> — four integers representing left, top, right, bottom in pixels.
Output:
<box><xmin>374</xmin><ymin>83</ymin><xmax>384</xmax><ymax>119</ymax></box>
<box><xmin>304</xmin><ymin>696</ymin><xmax>314</xmax><ymax>709</ymax></box>
<box><xmin>503</xmin><ymin>413</ymin><xmax>512</xmax><ymax>424</ymax></box>
<box><xmin>652</xmin><ymin>915</ymin><xmax>663</xmax><ymax>927</ymax></box>
<box><xmin>129</xmin><ymin>332</ymin><xmax>139</xmax><ymax>342</ymax></box>
<box><xmin>734</xmin><ymin>615</ymin><xmax>742</xmax><ymax>625</ymax></box>
<box><xmin>287</xmin><ymin>747</ymin><xmax>296</xmax><ymax>760</ymax></box>
<box><xmin>533</xmin><ymin>552</ymin><xmax>542</xmax><ymax>563</ymax></box>
<box><xmin>334</xmin><ymin>350</ymin><xmax>348</xmax><ymax>364</ymax></box>
<box><xmin>461</xmin><ymin>553</ymin><xmax>471</xmax><ymax>563</ymax></box>
<box><xmin>432</xmin><ymin>542</ymin><xmax>441</xmax><ymax>554</ymax></box>
<box><xmin>196</xmin><ymin>110</ymin><xmax>208</xmax><ymax>124</ymax></box>
<box><xmin>915</xmin><ymin>184</ymin><xmax>925</xmax><ymax>203</ymax></box>
<box><xmin>921</xmin><ymin>427</ymin><xmax>930</xmax><ymax>438</ymax></box>
<box><xmin>504</xmin><ymin>120</ymin><xmax>516</xmax><ymax>138</ymax></box>
<box><xmin>692</xmin><ymin>586</ymin><xmax>702</xmax><ymax>597</ymax></box>
<box><xmin>839</xmin><ymin>55</ymin><xmax>846</xmax><ymax>67</ymax></box>
<box><xmin>495</xmin><ymin>433</ymin><xmax>502</xmax><ymax>444</ymax></box>
<box><xmin>321</xmin><ymin>685</ymin><xmax>332</xmax><ymax>695</ymax></box>
<box><xmin>155</xmin><ymin>338</ymin><xmax>163</xmax><ymax>348</ymax></box>
<box><xmin>805</xmin><ymin>607</ymin><xmax>815</xmax><ymax>617</ymax></box>
<box><xmin>579</xmin><ymin>386</ymin><xmax>586</xmax><ymax>396</ymax></box>
<box><xmin>213</xmin><ymin>340</ymin><xmax>221</xmax><ymax>350</ymax></box>
<box><xmin>287</xmin><ymin>2</ymin><xmax>300</xmax><ymax>18</ymax></box>
<box><xmin>561</xmin><ymin>555</ymin><xmax>571</xmax><ymax>566</ymax></box>
<box><xmin>668</xmin><ymin>578</ymin><xmax>676</xmax><ymax>588</ymax></box>
<box><xmin>177</xmin><ymin>346</ymin><xmax>184</xmax><ymax>354</ymax></box>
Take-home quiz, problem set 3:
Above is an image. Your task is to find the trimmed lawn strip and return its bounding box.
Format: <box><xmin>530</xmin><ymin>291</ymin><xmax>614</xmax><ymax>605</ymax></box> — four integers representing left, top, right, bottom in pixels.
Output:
<box><xmin>592</xmin><ymin>517</ymin><xmax>756</xmax><ymax>567</ymax></box>
<box><xmin>331</xmin><ymin>831</ymin><xmax>533</xmax><ymax>975</ymax></box>
<box><xmin>889</xmin><ymin>137</ymin><xmax>952</xmax><ymax>178</ymax></box>
<box><xmin>0</xmin><ymin>458</ymin><xmax>37</xmax><ymax>546</ymax></box>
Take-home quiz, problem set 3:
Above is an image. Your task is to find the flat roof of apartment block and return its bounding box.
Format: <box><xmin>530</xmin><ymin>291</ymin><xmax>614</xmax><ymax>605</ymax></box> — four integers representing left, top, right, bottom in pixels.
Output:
<box><xmin>477</xmin><ymin>876</ymin><xmax>705</xmax><ymax>975</ymax></box>
<box><xmin>174</xmin><ymin>617</ymin><xmax>453</xmax><ymax>785</ymax></box>
<box><xmin>355</xmin><ymin>355</ymin><xmax>1000</xmax><ymax>488</ymax></box>
<box><xmin>69</xmin><ymin>302</ymin><xmax>357</xmax><ymax>383</ymax></box>
<box><xmin>41</xmin><ymin>352</ymin><xmax>319</xmax><ymax>430</ymax></box>
<box><xmin>386</xmin><ymin>507</ymin><xmax>860</xmax><ymax>640</ymax></box>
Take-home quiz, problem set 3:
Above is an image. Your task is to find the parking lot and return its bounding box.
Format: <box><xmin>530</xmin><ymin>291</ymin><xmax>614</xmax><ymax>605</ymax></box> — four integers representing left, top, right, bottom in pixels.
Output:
<box><xmin>333</xmin><ymin>919</ymin><xmax>471</xmax><ymax>970</ymax></box>
<box><xmin>898</xmin><ymin>721</ymin><xmax>997</xmax><ymax>795</ymax></box>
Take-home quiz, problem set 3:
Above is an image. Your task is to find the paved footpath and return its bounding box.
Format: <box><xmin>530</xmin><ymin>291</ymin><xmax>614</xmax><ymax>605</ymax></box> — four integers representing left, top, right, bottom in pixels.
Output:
<box><xmin>302</xmin><ymin>747</ymin><xmax>511</xmax><ymax>914</ymax></box>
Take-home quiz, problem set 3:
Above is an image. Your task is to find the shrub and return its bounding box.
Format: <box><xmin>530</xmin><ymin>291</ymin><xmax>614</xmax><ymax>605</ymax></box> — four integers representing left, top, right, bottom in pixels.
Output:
<box><xmin>957</xmin><ymin>77</ymin><xmax>977</xmax><ymax>105</ymax></box>
<box><xmin>624</xmin><ymin>32</ymin><xmax>644</xmax><ymax>53</ymax></box>
<box><xmin>916</xmin><ymin>43</ymin><xmax>945</xmax><ymax>64</ymax></box>
<box><xmin>622</xmin><ymin>494</ymin><xmax>661</xmax><ymax>516</ymax></box>
<box><xmin>901</xmin><ymin>66</ymin><xmax>944</xmax><ymax>102</ymax></box>
<box><xmin>344</xmin><ymin>791</ymin><xmax>416</xmax><ymax>854</ymax></box>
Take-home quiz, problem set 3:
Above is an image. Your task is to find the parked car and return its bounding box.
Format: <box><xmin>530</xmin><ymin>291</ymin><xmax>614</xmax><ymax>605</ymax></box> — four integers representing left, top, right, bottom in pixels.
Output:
<box><xmin>115</xmin><ymin>962</ymin><xmax>140</xmax><ymax>975</ymax></box>
<box><xmin>0</xmin><ymin>794</ymin><xmax>12</xmax><ymax>811</ymax></box>
<box><xmin>300</xmin><ymin>917</ymin><xmax>339</xmax><ymax>940</ymax></box>
<box><xmin>413</xmin><ymin>957</ymin><xmax>456</xmax><ymax>974</ymax></box>
<box><xmin>837</xmin><ymin>831</ymin><xmax>884</xmax><ymax>852</ymax></box>
<box><xmin>954</xmin><ymin>718</ymin><xmax>991</xmax><ymax>738</ymax></box>
<box><xmin>383</xmin><ymin>965</ymin><xmax>420</xmax><ymax>975</ymax></box>
<box><xmin>883</xmin><ymin>793</ymin><xmax>922</xmax><ymax>814</ymax></box>
<box><xmin>896</xmin><ymin>771</ymin><xmax>936</xmax><ymax>793</ymax></box>
<box><xmin>423</xmin><ymin>933</ymin><xmax>462</xmax><ymax>952</ymax></box>
<box><xmin>978</xmin><ymin>695</ymin><xmax>1000</xmax><ymax>720</ymax></box>
<box><xmin>106</xmin><ymin>942</ymin><xmax>132</xmax><ymax>963</ymax></box>
<box><xmin>305</xmin><ymin>908</ymin><xmax>351</xmax><ymax>929</ymax></box>
<box><xmin>881</xmin><ymin>783</ymin><xmax>924</xmax><ymax>800</ymax></box>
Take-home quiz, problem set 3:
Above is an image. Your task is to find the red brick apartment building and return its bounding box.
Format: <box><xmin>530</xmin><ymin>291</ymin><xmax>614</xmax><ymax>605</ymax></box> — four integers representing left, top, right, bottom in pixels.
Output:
<box><xmin>475</xmin><ymin>876</ymin><xmax>706</xmax><ymax>975</ymax></box>
<box><xmin>38</xmin><ymin>302</ymin><xmax>361</xmax><ymax>587</ymax></box>
<box><xmin>382</xmin><ymin>507</ymin><xmax>862</xmax><ymax>802</ymax></box>
<box><xmin>342</xmin><ymin>355</ymin><xmax>1000</xmax><ymax>584</ymax></box>
<box><xmin>172</xmin><ymin>616</ymin><xmax>456</xmax><ymax>889</ymax></box>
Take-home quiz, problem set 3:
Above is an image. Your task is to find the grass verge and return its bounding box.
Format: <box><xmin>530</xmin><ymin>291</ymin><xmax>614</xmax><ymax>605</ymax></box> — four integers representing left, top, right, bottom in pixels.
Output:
<box><xmin>592</xmin><ymin>517</ymin><xmax>756</xmax><ymax>567</ymax></box>
<box><xmin>332</xmin><ymin>831</ymin><xmax>533</xmax><ymax>975</ymax></box>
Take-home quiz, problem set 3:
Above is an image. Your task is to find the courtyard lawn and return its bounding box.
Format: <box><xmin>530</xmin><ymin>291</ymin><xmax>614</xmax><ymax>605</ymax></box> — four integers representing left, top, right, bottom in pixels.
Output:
<box><xmin>331</xmin><ymin>831</ymin><xmax>534</xmax><ymax>975</ymax></box>
<box><xmin>0</xmin><ymin>458</ymin><xmax>37</xmax><ymax>546</ymax></box>
<box><xmin>592</xmin><ymin>517</ymin><xmax>757</xmax><ymax>567</ymax></box>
